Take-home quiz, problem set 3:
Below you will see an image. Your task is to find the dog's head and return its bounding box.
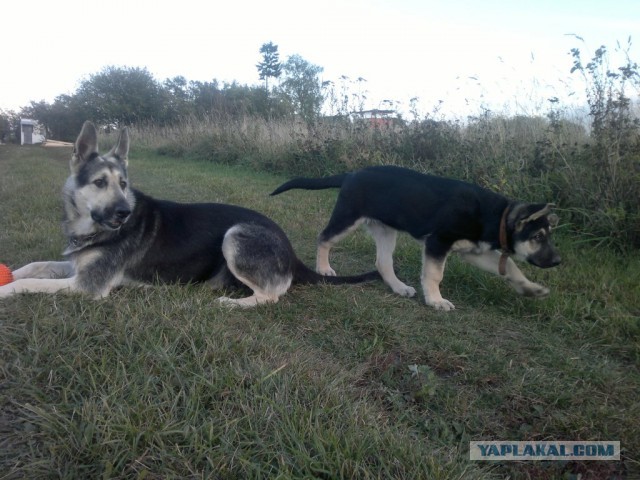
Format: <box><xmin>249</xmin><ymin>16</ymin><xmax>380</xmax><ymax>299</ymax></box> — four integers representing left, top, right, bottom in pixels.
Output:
<box><xmin>64</xmin><ymin>121</ymin><xmax>135</xmax><ymax>236</ymax></box>
<box><xmin>508</xmin><ymin>203</ymin><xmax>561</xmax><ymax>269</ymax></box>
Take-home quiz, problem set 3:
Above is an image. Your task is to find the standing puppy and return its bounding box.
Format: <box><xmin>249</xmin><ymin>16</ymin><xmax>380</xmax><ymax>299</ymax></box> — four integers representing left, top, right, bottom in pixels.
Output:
<box><xmin>271</xmin><ymin>165</ymin><xmax>561</xmax><ymax>310</ymax></box>
<box><xmin>0</xmin><ymin>121</ymin><xmax>378</xmax><ymax>305</ymax></box>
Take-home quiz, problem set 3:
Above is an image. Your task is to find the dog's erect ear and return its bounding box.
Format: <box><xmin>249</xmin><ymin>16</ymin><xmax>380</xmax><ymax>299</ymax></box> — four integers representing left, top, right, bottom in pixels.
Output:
<box><xmin>71</xmin><ymin>121</ymin><xmax>98</xmax><ymax>173</ymax></box>
<box><xmin>107</xmin><ymin>127</ymin><xmax>129</xmax><ymax>167</ymax></box>
<box><xmin>515</xmin><ymin>203</ymin><xmax>556</xmax><ymax>232</ymax></box>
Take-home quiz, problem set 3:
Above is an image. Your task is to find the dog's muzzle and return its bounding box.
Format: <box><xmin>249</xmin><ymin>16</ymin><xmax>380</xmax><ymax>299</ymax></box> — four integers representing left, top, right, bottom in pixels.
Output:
<box><xmin>528</xmin><ymin>250</ymin><xmax>562</xmax><ymax>269</ymax></box>
<box><xmin>91</xmin><ymin>206</ymin><xmax>131</xmax><ymax>230</ymax></box>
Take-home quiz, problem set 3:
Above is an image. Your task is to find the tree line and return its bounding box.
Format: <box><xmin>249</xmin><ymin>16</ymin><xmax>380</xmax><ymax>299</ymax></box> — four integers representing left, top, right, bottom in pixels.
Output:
<box><xmin>0</xmin><ymin>43</ymin><xmax>332</xmax><ymax>142</ymax></box>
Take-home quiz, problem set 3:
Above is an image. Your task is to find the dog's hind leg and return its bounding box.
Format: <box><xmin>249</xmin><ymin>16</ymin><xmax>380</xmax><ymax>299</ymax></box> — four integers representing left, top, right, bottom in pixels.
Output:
<box><xmin>218</xmin><ymin>291</ymin><xmax>279</xmax><ymax>308</ymax></box>
<box><xmin>365</xmin><ymin>221</ymin><xmax>416</xmax><ymax>297</ymax></box>
<box><xmin>218</xmin><ymin>224</ymin><xmax>294</xmax><ymax>308</ymax></box>
<box><xmin>459</xmin><ymin>251</ymin><xmax>549</xmax><ymax>298</ymax></box>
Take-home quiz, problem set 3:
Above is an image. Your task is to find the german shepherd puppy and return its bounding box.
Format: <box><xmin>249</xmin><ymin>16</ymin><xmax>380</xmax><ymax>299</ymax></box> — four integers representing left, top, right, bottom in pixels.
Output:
<box><xmin>271</xmin><ymin>165</ymin><xmax>561</xmax><ymax>310</ymax></box>
<box><xmin>0</xmin><ymin>121</ymin><xmax>378</xmax><ymax>306</ymax></box>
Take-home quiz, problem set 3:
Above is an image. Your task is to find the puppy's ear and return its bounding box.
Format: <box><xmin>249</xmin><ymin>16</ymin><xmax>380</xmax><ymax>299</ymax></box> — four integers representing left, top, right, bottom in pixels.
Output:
<box><xmin>71</xmin><ymin>121</ymin><xmax>98</xmax><ymax>173</ymax></box>
<box><xmin>107</xmin><ymin>127</ymin><xmax>129</xmax><ymax>167</ymax></box>
<box><xmin>515</xmin><ymin>203</ymin><xmax>555</xmax><ymax>232</ymax></box>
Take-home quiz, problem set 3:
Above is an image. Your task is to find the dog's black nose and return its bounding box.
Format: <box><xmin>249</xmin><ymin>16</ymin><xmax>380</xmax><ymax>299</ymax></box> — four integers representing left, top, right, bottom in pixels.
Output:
<box><xmin>115</xmin><ymin>207</ymin><xmax>131</xmax><ymax>221</ymax></box>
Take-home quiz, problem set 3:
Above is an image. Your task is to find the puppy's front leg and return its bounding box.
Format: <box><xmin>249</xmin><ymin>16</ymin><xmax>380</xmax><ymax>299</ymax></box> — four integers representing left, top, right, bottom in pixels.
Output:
<box><xmin>459</xmin><ymin>251</ymin><xmax>549</xmax><ymax>298</ymax></box>
<box><xmin>421</xmin><ymin>251</ymin><xmax>455</xmax><ymax>311</ymax></box>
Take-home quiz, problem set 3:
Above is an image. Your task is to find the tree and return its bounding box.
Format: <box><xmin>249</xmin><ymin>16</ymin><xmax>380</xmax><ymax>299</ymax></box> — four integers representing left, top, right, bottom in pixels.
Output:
<box><xmin>75</xmin><ymin>66</ymin><xmax>166</xmax><ymax>126</ymax></box>
<box><xmin>0</xmin><ymin>109</ymin><xmax>19</xmax><ymax>143</ymax></box>
<box><xmin>22</xmin><ymin>95</ymin><xmax>89</xmax><ymax>141</ymax></box>
<box><xmin>188</xmin><ymin>80</ymin><xmax>222</xmax><ymax>116</ymax></box>
<box><xmin>280</xmin><ymin>54</ymin><xmax>324</xmax><ymax>126</ymax></box>
<box><xmin>256</xmin><ymin>42</ymin><xmax>282</xmax><ymax>92</ymax></box>
<box><xmin>163</xmin><ymin>76</ymin><xmax>192</xmax><ymax>120</ymax></box>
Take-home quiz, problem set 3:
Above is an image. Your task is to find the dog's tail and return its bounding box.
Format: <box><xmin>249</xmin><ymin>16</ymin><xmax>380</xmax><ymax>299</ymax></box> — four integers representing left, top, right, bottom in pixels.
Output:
<box><xmin>270</xmin><ymin>173</ymin><xmax>348</xmax><ymax>196</ymax></box>
<box><xmin>293</xmin><ymin>259</ymin><xmax>380</xmax><ymax>285</ymax></box>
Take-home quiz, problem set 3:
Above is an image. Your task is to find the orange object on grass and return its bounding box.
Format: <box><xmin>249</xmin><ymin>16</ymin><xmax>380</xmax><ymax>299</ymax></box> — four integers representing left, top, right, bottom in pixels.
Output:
<box><xmin>0</xmin><ymin>264</ymin><xmax>14</xmax><ymax>286</ymax></box>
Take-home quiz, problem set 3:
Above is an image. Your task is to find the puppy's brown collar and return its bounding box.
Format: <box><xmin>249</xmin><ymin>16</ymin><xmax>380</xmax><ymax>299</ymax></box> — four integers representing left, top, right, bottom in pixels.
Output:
<box><xmin>499</xmin><ymin>206</ymin><xmax>511</xmax><ymax>276</ymax></box>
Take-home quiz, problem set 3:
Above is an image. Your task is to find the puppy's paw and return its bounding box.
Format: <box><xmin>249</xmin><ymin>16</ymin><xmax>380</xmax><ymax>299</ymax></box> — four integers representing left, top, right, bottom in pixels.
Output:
<box><xmin>317</xmin><ymin>266</ymin><xmax>337</xmax><ymax>276</ymax></box>
<box><xmin>393</xmin><ymin>284</ymin><xmax>416</xmax><ymax>297</ymax></box>
<box><xmin>514</xmin><ymin>281</ymin><xmax>550</xmax><ymax>298</ymax></box>
<box><xmin>427</xmin><ymin>298</ymin><xmax>456</xmax><ymax>311</ymax></box>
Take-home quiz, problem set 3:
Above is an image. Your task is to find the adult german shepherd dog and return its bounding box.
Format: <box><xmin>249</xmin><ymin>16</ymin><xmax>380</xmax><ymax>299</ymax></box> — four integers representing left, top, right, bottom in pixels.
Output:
<box><xmin>0</xmin><ymin>121</ymin><xmax>378</xmax><ymax>306</ymax></box>
<box><xmin>271</xmin><ymin>165</ymin><xmax>561</xmax><ymax>310</ymax></box>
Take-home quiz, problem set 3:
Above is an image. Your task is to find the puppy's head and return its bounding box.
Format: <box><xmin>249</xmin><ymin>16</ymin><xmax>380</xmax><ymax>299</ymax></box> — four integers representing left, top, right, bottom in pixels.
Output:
<box><xmin>509</xmin><ymin>203</ymin><xmax>561</xmax><ymax>269</ymax></box>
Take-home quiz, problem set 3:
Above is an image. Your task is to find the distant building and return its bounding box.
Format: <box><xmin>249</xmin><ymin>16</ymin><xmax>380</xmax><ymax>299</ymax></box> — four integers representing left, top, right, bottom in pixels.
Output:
<box><xmin>352</xmin><ymin>109</ymin><xmax>396</xmax><ymax>128</ymax></box>
<box><xmin>20</xmin><ymin>119</ymin><xmax>46</xmax><ymax>145</ymax></box>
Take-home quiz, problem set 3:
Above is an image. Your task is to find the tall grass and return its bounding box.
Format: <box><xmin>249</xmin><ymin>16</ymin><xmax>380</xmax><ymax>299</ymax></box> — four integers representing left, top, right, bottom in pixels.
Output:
<box><xmin>122</xmin><ymin>102</ymin><xmax>638</xmax><ymax>251</ymax></box>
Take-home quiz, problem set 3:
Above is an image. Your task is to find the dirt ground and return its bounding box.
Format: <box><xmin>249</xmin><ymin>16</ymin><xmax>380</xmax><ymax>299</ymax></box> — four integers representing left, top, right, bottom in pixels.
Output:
<box><xmin>43</xmin><ymin>139</ymin><xmax>73</xmax><ymax>147</ymax></box>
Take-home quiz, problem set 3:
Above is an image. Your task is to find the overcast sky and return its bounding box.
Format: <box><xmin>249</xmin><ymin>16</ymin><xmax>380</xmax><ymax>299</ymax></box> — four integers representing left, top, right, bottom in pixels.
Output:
<box><xmin>3</xmin><ymin>0</ymin><xmax>638</xmax><ymax>118</ymax></box>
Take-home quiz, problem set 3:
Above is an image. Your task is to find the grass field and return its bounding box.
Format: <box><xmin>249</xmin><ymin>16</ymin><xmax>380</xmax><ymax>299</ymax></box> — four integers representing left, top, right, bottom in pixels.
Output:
<box><xmin>0</xmin><ymin>144</ymin><xmax>638</xmax><ymax>479</ymax></box>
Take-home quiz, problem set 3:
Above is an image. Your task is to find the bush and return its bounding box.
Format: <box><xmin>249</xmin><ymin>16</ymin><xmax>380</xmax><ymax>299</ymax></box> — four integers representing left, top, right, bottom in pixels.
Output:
<box><xmin>562</xmin><ymin>41</ymin><xmax>640</xmax><ymax>248</ymax></box>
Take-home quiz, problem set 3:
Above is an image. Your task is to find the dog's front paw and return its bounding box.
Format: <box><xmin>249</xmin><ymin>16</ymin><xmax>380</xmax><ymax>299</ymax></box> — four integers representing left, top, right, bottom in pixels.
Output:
<box><xmin>0</xmin><ymin>284</ymin><xmax>16</xmax><ymax>298</ymax></box>
<box><xmin>524</xmin><ymin>284</ymin><xmax>550</xmax><ymax>298</ymax></box>
<box><xmin>514</xmin><ymin>281</ymin><xmax>550</xmax><ymax>298</ymax></box>
<box><xmin>426</xmin><ymin>298</ymin><xmax>456</xmax><ymax>311</ymax></box>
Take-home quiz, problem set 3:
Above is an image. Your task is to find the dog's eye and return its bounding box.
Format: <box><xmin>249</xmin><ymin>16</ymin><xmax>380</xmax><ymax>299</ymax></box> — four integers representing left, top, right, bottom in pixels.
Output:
<box><xmin>532</xmin><ymin>232</ymin><xmax>545</xmax><ymax>242</ymax></box>
<box><xmin>119</xmin><ymin>180</ymin><xmax>127</xmax><ymax>190</ymax></box>
<box><xmin>93</xmin><ymin>178</ymin><xmax>106</xmax><ymax>188</ymax></box>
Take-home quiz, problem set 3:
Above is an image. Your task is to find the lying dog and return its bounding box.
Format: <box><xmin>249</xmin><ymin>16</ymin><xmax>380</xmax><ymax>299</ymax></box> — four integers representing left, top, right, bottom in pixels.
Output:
<box><xmin>0</xmin><ymin>121</ymin><xmax>378</xmax><ymax>306</ymax></box>
<box><xmin>271</xmin><ymin>165</ymin><xmax>561</xmax><ymax>310</ymax></box>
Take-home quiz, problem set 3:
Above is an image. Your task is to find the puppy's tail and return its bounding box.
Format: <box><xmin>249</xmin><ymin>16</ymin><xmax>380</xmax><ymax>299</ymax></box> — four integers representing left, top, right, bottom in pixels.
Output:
<box><xmin>293</xmin><ymin>259</ymin><xmax>380</xmax><ymax>285</ymax></box>
<box><xmin>270</xmin><ymin>173</ymin><xmax>348</xmax><ymax>196</ymax></box>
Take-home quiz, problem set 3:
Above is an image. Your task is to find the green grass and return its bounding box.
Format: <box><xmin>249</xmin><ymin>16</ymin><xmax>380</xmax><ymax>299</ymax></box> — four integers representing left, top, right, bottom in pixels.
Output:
<box><xmin>1</xmin><ymin>145</ymin><xmax>638</xmax><ymax>479</ymax></box>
